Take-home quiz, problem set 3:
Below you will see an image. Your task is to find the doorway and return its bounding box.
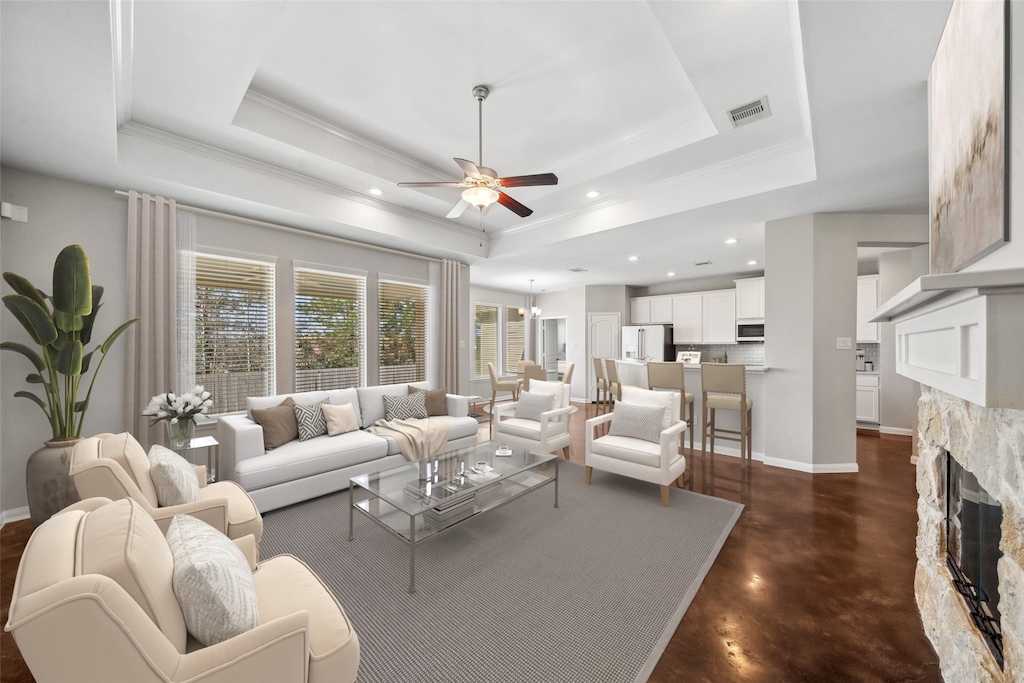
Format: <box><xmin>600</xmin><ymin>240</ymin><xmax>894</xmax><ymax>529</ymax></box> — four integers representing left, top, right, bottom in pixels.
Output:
<box><xmin>538</xmin><ymin>316</ymin><xmax>567</xmax><ymax>380</ymax></box>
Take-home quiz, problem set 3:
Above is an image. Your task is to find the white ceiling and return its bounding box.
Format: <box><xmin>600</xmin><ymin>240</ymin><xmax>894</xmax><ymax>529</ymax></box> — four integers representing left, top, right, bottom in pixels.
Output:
<box><xmin>0</xmin><ymin>0</ymin><xmax>949</xmax><ymax>295</ymax></box>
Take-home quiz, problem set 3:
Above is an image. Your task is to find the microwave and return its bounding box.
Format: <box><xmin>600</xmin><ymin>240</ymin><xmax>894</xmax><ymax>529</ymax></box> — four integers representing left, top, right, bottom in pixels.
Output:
<box><xmin>736</xmin><ymin>321</ymin><xmax>764</xmax><ymax>342</ymax></box>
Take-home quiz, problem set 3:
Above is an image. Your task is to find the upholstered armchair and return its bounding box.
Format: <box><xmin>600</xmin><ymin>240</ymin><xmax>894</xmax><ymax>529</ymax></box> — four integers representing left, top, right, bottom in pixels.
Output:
<box><xmin>5</xmin><ymin>498</ymin><xmax>359</xmax><ymax>683</ymax></box>
<box><xmin>493</xmin><ymin>379</ymin><xmax>577</xmax><ymax>459</ymax></box>
<box><xmin>585</xmin><ymin>386</ymin><xmax>688</xmax><ymax>506</ymax></box>
<box><xmin>71</xmin><ymin>431</ymin><xmax>263</xmax><ymax>542</ymax></box>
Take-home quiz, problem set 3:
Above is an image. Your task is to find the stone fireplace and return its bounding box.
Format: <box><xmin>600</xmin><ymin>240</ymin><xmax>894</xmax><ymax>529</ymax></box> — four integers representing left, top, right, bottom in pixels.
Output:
<box><xmin>872</xmin><ymin>267</ymin><xmax>1024</xmax><ymax>681</ymax></box>
<box><xmin>916</xmin><ymin>387</ymin><xmax>1023</xmax><ymax>681</ymax></box>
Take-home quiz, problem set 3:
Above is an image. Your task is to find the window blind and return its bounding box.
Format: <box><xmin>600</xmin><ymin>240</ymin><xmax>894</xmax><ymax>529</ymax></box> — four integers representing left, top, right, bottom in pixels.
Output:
<box><xmin>474</xmin><ymin>304</ymin><xmax>498</xmax><ymax>379</ymax></box>
<box><xmin>194</xmin><ymin>253</ymin><xmax>275</xmax><ymax>414</ymax></box>
<box><xmin>505</xmin><ymin>307</ymin><xmax>526</xmax><ymax>374</ymax></box>
<box><xmin>378</xmin><ymin>280</ymin><xmax>429</xmax><ymax>385</ymax></box>
<box><xmin>294</xmin><ymin>267</ymin><xmax>366</xmax><ymax>391</ymax></box>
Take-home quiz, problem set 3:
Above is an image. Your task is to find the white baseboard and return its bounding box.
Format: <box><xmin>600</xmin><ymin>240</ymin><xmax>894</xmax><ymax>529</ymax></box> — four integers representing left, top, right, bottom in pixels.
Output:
<box><xmin>763</xmin><ymin>456</ymin><xmax>859</xmax><ymax>474</ymax></box>
<box><xmin>879</xmin><ymin>426</ymin><xmax>914</xmax><ymax>436</ymax></box>
<box><xmin>1</xmin><ymin>506</ymin><xmax>30</xmax><ymax>528</ymax></box>
<box><xmin>697</xmin><ymin>443</ymin><xmax>765</xmax><ymax>462</ymax></box>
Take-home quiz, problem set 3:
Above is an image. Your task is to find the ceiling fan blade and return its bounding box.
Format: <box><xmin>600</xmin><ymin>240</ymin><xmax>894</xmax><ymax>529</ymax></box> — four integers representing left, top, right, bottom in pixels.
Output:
<box><xmin>397</xmin><ymin>181</ymin><xmax>464</xmax><ymax>188</ymax></box>
<box><xmin>454</xmin><ymin>158</ymin><xmax>482</xmax><ymax>179</ymax></box>
<box><xmin>498</xmin><ymin>173</ymin><xmax>559</xmax><ymax>188</ymax></box>
<box><xmin>446</xmin><ymin>199</ymin><xmax>470</xmax><ymax>219</ymax></box>
<box><xmin>497</xmin><ymin>191</ymin><xmax>534</xmax><ymax>218</ymax></box>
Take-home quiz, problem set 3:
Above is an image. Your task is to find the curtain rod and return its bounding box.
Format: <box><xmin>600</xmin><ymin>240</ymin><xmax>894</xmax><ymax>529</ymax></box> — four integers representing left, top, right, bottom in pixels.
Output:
<box><xmin>114</xmin><ymin>190</ymin><xmax>454</xmax><ymax>265</ymax></box>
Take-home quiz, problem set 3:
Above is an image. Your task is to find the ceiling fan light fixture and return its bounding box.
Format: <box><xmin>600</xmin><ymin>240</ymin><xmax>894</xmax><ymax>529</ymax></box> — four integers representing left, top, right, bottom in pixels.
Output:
<box><xmin>462</xmin><ymin>186</ymin><xmax>499</xmax><ymax>209</ymax></box>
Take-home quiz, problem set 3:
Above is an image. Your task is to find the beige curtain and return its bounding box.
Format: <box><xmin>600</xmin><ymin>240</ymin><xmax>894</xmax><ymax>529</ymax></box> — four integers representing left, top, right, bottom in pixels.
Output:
<box><xmin>439</xmin><ymin>259</ymin><xmax>462</xmax><ymax>393</ymax></box>
<box><xmin>124</xmin><ymin>191</ymin><xmax>177</xmax><ymax>449</ymax></box>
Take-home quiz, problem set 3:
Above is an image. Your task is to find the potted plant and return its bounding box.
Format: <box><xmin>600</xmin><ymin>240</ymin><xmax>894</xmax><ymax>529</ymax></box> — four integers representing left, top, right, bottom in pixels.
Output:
<box><xmin>2</xmin><ymin>244</ymin><xmax>138</xmax><ymax>526</ymax></box>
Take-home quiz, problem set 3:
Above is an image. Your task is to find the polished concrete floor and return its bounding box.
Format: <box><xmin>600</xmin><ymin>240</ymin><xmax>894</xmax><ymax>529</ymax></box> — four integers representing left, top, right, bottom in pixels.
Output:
<box><xmin>1</xmin><ymin>403</ymin><xmax>940</xmax><ymax>682</ymax></box>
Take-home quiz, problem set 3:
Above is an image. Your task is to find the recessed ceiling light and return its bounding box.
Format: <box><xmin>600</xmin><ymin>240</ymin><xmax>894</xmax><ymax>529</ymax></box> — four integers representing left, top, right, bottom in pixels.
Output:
<box><xmin>628</xmin><ymin>256</ymin><xmax>639</xmax><ymax>261</ymax></box>
<box><xmin>667</xmin><ymin>272</ymin><xmax>676</xmax><ymax>277</ymax></box>
<box><xmin>586</xmin><ymin>190</ymin><xmax>601</xmax><ymax>198</ymax></box>
<box><xmin>725</xmin><ymin>238</ymin><xmax>738</xmax><ymax>244</ymax></box>
<box><xmin>369</xmin><ymin>188</ymin><xmax>384</xmax><ymax>196</ymax></box>
<box><xmin>748</xmin><ymin>260</ymin><xmax>758</xmax><ymax>265</ymax></box>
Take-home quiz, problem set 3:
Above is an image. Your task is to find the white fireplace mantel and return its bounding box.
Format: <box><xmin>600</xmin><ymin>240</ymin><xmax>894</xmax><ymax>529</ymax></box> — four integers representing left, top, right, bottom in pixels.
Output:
<box><xmin>870</xmin><ymin>267</ymin><xmax>1024</xmax><ymax>409</ymax></box>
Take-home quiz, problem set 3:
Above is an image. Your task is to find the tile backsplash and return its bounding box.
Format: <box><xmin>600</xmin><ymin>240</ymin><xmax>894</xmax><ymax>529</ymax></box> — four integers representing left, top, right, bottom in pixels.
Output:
<box><xmin>673</xmin><ymin>342</ymin><xmax>765</xmax><ymax>365</ymax></box>
<box><xmin>857</xmin><ymin>343</ymin><xmax>880</xmax><ymax>371</ymax></box>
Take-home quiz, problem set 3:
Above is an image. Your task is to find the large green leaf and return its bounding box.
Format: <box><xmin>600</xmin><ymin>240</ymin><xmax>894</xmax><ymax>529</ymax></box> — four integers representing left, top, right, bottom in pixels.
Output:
<box><xmin>80</xmin><ymin>349</ymin><xmax>95</xmax><ymax>374</ymax></box>
<box><xmin>52</xmin><ymin>245</ymin><xmax>92</xmax><ymax>318</ymax></box>
<box><xmin>3</xmin><ymin>295</ymin><xmax>58</xmax><ymax>345</ymax></box>
<box><xmin>25</xmin><ymin>373</ymin><xmax>45</xmax><ymax>384</ymax></box>
<box><xmin>75</xmin><ymin>399</ymin><xmax>89</xmax><ymax>413</ymax></box>
<box><xmin>55</xmin><ymin>340</ymin><xmax>84</xmax><ymax>376</ymax></box>
<box><xmin>13</xmin><ymin>390</ymin><xmax>47</xmax><ymax>411</ymax></box>
<box><xmin>80</xmin><ymin>285</ymin><xmax>104</xmax><ymax>345</ymax></box>
<box><xmin>53</xmin><ymin>310</ymin><xmax>84</xmax><ymax>332</ymax></box>
<box><xmin>2</xmin><ymin>272</ymin><xmax>47</xmax><ymax>308</ymax></box>
<box><xmin>100</xmin><ymin>317</ymin><xmax>139</xmax><ymax>353</ymax></box>
<box><xmin>0</xmin><ymin>341</ymin><xmax>45</xmax><ymax>371</ymax></box>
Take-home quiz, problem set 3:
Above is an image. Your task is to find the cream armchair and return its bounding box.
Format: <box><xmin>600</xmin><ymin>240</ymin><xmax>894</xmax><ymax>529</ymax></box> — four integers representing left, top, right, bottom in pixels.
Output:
<box><xmin>71</xmin><ymin>432</ymin><xmax>263</xmax><ymax>543</ymax></box>
<box><xmin>5</xmin><ymin>498</ymin><xmax>359</xmax><ymax>683</ymax></box>
<box><xmin>585</xmin><ymin>386</ymin><xmax>688</xmax><ymax>506</ymax></box>
<box><xmin>493</xmin><ymin>379</ymin><xmax>577</xmax><ymax>459</ymax></box>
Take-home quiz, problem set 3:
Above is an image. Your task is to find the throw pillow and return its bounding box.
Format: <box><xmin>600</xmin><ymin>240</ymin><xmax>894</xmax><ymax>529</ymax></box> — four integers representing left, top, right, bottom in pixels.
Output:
<box><xmin>166</xmin><ymin>513</ymin><xmax>260</xmax><ymax>646</ymax></box>
<box><xmin>148</xmin><ymin>445</ymin><xmax>201</xmax><ymax>506</ymax></box>
<box><xmin>293</xmin><ymin>399</ymin><xmax>329</xmax><ymax>441</ymax></box>
<box><xmin>383</xmin><ymin>391</ymin><xmax>428</xmax><ymax>421</ymax></box>
<box><xmin>620</xmin><ymin>385</ymin><xmax>675</xmax><ymax>430</ymax></box>
<box><xmin>527</xmin><ymin>379</ymin><xmax>565</xmax><ymax>410</ymax></box>
<box><xmin>323</xmin><ymin>402</ymin><xmax>359</xmax><ymax>436</ymax></box>
<box><xmin>409</xmin><ymin>385</ymin><xmax>448</xmax><ymax>416</ymax></box>
<box><xmin>251</xmin><ymin>397</ymin><xmax>299</xmax><ymax>450</ymax></box>
<box><xmin>514</xmin><ymin>390</ymin><xmax>556</xmax><ymax>421</ymax></box>
<box><xmin>609</xmin><ymin>401</ymin><xmax>667</xmax><ymax>444</ymax></box>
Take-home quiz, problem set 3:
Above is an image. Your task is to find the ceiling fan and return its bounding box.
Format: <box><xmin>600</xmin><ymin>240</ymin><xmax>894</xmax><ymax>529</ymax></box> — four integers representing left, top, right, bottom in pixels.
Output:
<box><xmin>398</xmin><ymin>85</ymin><xmax>558</xmax><ymax>219</ymax></box>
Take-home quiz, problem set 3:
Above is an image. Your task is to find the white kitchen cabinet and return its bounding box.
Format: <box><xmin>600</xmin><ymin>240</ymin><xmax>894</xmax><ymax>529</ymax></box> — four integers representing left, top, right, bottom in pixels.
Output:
<box><xmin>856</xmin><ymin>374</ymin><xmax>880</xmax><ymax>423</ymax></box>
<box><xmin>857</xmin><ymin>275</ymin><xmax>880</xmax><ymax>343</ymax></box>
<box><xmin>672</xmin><ymin>290</ymin><xmax>736</xmax><ymax>344</ymax></box>
<box><xmin>630</xmin><ymin>295</ymin><xmax>673</xmax><ymax>325</ymax></box>
<box><xmin>735</xmin><ymin>277</ymin><xmax>765</xmax><ymax>321</ymax></box>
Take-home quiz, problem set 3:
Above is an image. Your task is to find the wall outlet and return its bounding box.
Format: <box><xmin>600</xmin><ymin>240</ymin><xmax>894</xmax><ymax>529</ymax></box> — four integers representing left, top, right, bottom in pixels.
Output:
<box><xmin>836</xmin><ymin>337</ymin><xmax>852</xmax><ymax>350</ymax></box>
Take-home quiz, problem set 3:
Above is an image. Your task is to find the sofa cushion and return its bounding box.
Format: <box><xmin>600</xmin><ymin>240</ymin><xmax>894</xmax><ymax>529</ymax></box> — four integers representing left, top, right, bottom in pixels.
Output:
<box><xmin>233</xmin><ymin>430</ymin><xmax>389</xmax><ymax>491</ymax></box>
<box><xmin>251</xmin><ymin>397</ymin><xmax>298</xmax><ymax>450</ymax></box>
<box><xmin>357</xmin><ymin>384</ymin><xmax>413</xmax><ymax>426</ymax></box>
<box><xmin>167</xmin><ymin>513</ymin><xmax>259</xmax><ymax>646</ymax></box>
<box><xmin>380</xmin><ymin>416</ymin><xmax>479</xmax><ymax>456</ymax></box>
<box><xmin>383</xmin><ymin>392</ymin><xmax>427</xmax><ymax>421</ymax></box>
<box><xmin>409</xmin><ymin>385</ymin><xmax>448</xmax><ymax>416</ymax></box>
<box><xmin>592</xmin><ymin>434</ymin><xmax>679</xmax><ymax>469</ymax></box>
<box><xmin>323</xmin><ymin>403</ymin><xmax>359</xmax><ymax>436</ymax></box>
<box><xmin>294</xmin><ymin>400</ymin><xmax>329</xmax><ymax>441</ymax></box>
<box><xmin>148</xmin><ymin>445</ymin><xmax>201</xmax><ymax>506</ymax></box>
<box><xmin>608</xmin><ymin>401</ymin><xmax>667</xmax><ymax>444</ymax></box>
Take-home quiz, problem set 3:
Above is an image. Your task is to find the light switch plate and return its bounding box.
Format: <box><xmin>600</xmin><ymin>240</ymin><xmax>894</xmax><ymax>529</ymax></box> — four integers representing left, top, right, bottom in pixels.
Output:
<box><xmin>836</xmin><ymin>337</ymin><xmax>852</xmax><ymax>350</ymax></box>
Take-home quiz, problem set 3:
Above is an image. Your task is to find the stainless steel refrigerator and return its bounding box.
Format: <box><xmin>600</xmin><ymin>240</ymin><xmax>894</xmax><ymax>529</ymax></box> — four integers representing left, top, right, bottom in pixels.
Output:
<box><xmin>621</xmin><ymin>325</ymin><xmax>674</xmax><ymax>361</ymax></box>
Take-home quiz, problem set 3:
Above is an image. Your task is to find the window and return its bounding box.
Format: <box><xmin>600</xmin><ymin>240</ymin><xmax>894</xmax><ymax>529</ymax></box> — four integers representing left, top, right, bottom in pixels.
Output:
<box><xmin>194</xmin><ymin>253</ymin><xmax>275</xmax><ymax>414</ymax></box>
<box><xmin>505</xmin><ymin>307</ymin><xmax>526</xmax><ymax>374</ymax></box>
<box><xmin>474</xmin><ymin>304</ymin><xmax>498</xmax><ymax>379</ymax></box>
<box><xmin>294</xmin><ymin>266</ymin><xmax>366</xmax><ymax>392</ymax></box>
<box><xmin>378</xmin><ymin>279</ymin><xmax>429</xmax><ymax>384</ymax></box>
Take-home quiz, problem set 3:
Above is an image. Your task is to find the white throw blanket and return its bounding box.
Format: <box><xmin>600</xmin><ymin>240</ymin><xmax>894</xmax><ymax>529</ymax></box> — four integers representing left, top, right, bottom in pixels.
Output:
<box><xmin>369</xmin><ymin>418</ymin><xmax>451</xmax><ymax>461</ymax></box>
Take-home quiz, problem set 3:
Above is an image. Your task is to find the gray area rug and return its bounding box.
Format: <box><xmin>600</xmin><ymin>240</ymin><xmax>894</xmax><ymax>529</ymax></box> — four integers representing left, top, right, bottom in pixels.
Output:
<box><xmin>261</xmin><ymin>460</ymin><xmax>743</xmax><ymax>683</ymax></box>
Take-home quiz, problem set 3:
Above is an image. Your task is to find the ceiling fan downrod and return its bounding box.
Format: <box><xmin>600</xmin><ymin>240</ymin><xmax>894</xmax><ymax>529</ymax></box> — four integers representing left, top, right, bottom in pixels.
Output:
<box><xmin>473</xmin><ymin>85</ymin><xmax>489</xmax><ymax>169</ymax></box>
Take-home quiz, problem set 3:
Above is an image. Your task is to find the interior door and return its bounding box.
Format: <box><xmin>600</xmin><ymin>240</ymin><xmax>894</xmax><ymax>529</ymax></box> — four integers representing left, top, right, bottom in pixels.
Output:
<box><xmin>588</xmin><ymin>312</ymin><xmax>621</xmax><ymax>401</ymax></box>
<box><xmin>542</xmin><ymin>319</ymin><xmax>560</xmax><ymax>375</ymax></box>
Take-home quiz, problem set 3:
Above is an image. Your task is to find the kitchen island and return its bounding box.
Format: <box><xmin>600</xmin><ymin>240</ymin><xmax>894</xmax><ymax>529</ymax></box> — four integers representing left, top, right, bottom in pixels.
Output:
<box><xmin>613</xmin><ymin>359</ymin><xmax>767</xmax><ymax>462</ymax></box>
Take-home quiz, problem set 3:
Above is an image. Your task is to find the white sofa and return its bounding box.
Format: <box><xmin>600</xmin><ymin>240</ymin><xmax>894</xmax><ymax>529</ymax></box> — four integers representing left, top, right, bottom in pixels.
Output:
<box><xmin>218</xmin><ymin>382</ymin><xmax>479</xmax><ymax>512</ymax></box>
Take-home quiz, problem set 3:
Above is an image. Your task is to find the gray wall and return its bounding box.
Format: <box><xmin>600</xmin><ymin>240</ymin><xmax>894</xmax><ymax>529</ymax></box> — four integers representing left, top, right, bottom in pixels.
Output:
<box><xmin>878</xmin><ymin>248</ymin><xmax>928</xmax><ymax>432</ymax></box>
<box><xmin>1</xmin><ymin>166</ymin><xmax>129</xmax><ymax>518</ymax></box>
<box><xmin>536</xmin><ymin>287</ymin><xmax>588</xmax><ymax>400</ymax></box>
<box><xmin>764</xmin><ymin>213</ymin><xmax>928</xmax><ymax>472</ymax></box>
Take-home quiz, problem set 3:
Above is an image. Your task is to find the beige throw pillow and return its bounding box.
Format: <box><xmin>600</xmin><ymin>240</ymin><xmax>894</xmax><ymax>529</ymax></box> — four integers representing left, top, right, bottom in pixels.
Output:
<box><xmin>409</xmin><ymin>385</ymin><xmax>448</xmax><ymax>416</ymax></box>
<box><xmin>251</xmin><ymin>397</ymin><xmax>298</xmax><ymax>450</ymax></box>
<box><xmin>323</xmin><ymin>402</ymin><xmax>359</xmax><ymax>436</ymax></box>
<box><xmin>167</xmin><ymin>514</ymin><xmax>260</xmax><ymax>646</ymax></box>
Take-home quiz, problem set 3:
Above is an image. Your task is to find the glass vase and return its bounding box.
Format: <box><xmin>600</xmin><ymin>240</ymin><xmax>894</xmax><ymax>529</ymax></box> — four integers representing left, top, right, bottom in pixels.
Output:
<box><xmin>166</xmin><ymin>418</ymin><xmax>195</xmax><ymax>451</ymax></box>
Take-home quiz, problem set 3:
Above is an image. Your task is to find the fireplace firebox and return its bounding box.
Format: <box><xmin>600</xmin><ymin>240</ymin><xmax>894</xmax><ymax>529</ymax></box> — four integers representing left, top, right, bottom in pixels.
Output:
<box><xmin>943</xmin><ymin>451</ymin><xmax>1004</xmax><ymax>668</ymax></box>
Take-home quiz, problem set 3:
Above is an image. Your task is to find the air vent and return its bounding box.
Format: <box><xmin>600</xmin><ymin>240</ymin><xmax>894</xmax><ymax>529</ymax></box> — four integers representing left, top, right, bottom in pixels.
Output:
<box><xmin>568</xmin><ymin>267</ymin><xmax>589</xmax><ymax>273</ymax></box>
<box><xmin>694</xmin><ymin>261</ymin><xmax>712</xmax><ymax>267</ymax></box>
<box><xmin>728</xmin><ymin>96</ymin><xmax>771</xmax><ymax>128</ymax></box>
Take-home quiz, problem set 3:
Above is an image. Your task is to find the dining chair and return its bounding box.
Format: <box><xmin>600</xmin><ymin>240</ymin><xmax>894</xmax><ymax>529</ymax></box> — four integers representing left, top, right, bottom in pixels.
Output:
<box><xmin>488</xmin><ymin>362</ymin><xmax>520</xmax><ymax>437</ymax></box>
<box><xmin>523</xmin><ymin>364</ymin><xmax>549</xmax><ymax>391</ymax></box>
<box><xmin>561</xmin><ymin>362</ymin><xmax>575</xmax><ymax>385</ymax></box>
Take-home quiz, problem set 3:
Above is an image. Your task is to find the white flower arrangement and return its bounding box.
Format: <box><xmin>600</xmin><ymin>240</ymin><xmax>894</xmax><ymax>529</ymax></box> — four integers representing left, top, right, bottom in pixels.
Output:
<box><xmin>143</xmin><ymin>385</ymin><xmax>213</xmax><ymax>424</ymax></box>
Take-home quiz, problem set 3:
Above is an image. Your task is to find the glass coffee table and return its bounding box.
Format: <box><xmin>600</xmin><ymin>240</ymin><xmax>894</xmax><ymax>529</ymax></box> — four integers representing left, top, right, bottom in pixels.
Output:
<box><xmin>348</xmin><ymin>441</ymin><xmax>558</xmax><ymax>593</ymax></box>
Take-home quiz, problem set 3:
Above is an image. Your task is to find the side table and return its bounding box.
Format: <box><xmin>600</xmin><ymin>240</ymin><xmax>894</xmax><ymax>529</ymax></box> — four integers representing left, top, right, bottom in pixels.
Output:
<box><xmin>182</xmin><ymin>435</ymin><xmax>220</xmax><ymax>483</ymax></box>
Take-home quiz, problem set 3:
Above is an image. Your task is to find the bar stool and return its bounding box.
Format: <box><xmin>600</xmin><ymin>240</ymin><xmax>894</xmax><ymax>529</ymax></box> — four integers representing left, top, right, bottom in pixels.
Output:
<box><xmin>603</xmin><ymin>359</ymin><xmax>623</xmax><ymax>411</ymax></box>
<box><xmin>592</xmin><ymin>357</ymin><xmax>608</xmax><ymax>413</ymax></box>
<box><xmin>647</xmin><ymin>361</ymin><xmax>696</xmax><ymax>489</ymax></box>
<box><xmin>700</xmin><ymin>363</ymin><xmax>752</xmax><ymax>498</ymax></box>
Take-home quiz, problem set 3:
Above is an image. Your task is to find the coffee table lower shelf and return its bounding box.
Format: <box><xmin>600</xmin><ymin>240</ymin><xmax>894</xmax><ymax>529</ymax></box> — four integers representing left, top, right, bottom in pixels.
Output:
<box><xmin>348</xmin><ymin>461</ymin><xmax>558</xmax><ymax>593</ymax></box>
